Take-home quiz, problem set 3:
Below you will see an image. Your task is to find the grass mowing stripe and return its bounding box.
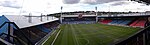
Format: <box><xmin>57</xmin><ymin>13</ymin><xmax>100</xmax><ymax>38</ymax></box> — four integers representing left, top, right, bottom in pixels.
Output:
<box><xmin>51</xmin><ymin>29</ymin><xmax>62</xmax><ymax>45</ymax></box>
<box><xmin>70</xmin><ymin>24</ymin><xmax>79</xmax><ymax>45</ymax></box>
<box><xmin>43</xmin><ymin>29</ymin><xmax>58</xmax><ymax>45</ymax></box>
<box><xmin>44</xmin><ymin>24</ymin><xmax>140</xmax><ymax>45</ymax></box>
<box><xmin>93</xmin><ymin>24</ymin><xmax>139</xmax><ymax>38</ymax></box>
<box><xmin>52</xmin><ymin>24</ymin><xmax>66</xmax><ymax>45</ymax></box>
<box><xmin>70</xmin><ymin>24</ymin><xmax>77</xmax><ymax>45</ymax></box>
<box><xmin>44</xmin><ymin>25</ymin><xmax>65</xmax><ymax>45</ymax></box>
<box><xmin>74</xmin><ymin>24</ymin><xmax>93</xmax><ymax>45</ymax></box>
<box><xmin>78</xmin><ymin>24</ymin><xmax>102</xmax><ymax>45</ymax></box>
<box><xmin>67</xmin><ymin>24</ymin><xmax>74</xmax><ymax>45</ymax></box>
<box><xmin>95</xmin><ymin>24</ymin><xmax>140</xmax><ymax>44</ymax></box>
<box><xmin>60</xmin><ymin>24</ymin><xmax>68</xmax><ymax>45</ymax></box>
<box><xmin>74</xmin><ymin>24</ymin><xmax>140</xmax><ymax>45</ymax></box>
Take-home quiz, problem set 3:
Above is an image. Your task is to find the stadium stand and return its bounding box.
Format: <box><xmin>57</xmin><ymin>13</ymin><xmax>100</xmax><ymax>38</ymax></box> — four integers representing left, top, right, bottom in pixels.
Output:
<box><xmin>63</xmin><ymin>21</ymin><xmax>95</xmax><ymax>24</ymax></box>
<box><xmin>100</xmin><ymin>18</ymin><xmax>136</xmax><ymax>26</ymax></box>
<box><xmin>14</xmin><ymin>22</ymin><xmax>60</xmax><ymax>44</ymax></box>
<box><xmin>43</xmin><ymin>21</ymin><xmax>60</xmax><ymax>30</ymax></box>
<box><xmin>118</xmin><ymin>20</ymin><xmax>124</xmax><ymax>24</ymax></box>
<box><xmin>37</xmin><ymin>25</ymin><xmax>51</xmax><ymax>33</ymax></box>
<box><xmin>119</xmin><ymin>20</ymin><xmax>132</xmax><ymax>25</ymax></box>
<box><xmin>130</xmin><ymin>20</ymin><xmax>139</xmax><ymax>26</ymax></box>
<box><xmin>113</xmin><ymin>20</ymin><xmax>124</xmax><ymax>24</ymax></box>
<box><xmin>100</xmin><ymin>19</ymin><xmax>112</xmax><ymax>24</ymax></box>
<box><xmin>109</xmin><ymin>20</ymin><xmax>118</xmax><ymax>24</ymax></box>
<box><xmin>0</xmin><ymin>15</ymin><xmax>60</xmax><ymax>44</ymax></box>
<box><xmin>29</xmin><ymin>27</ymin><xmax>47</xmax><ymax>37</ymax></box>
<box><xmin>129</xmin><ymin>18</ymin><xmax>146</xmax><ymax>28</ymax></box>
<box><xmin>49</xmin><ymin>22</ymin><xmax>60</xmax><ymax>29</ymax></box>
<box><xmin>62</xmin><ymin>17</ymin><xmax>96</xmax><ymax>24</ymax></box>
<box><xmin>21</xmin><ymin>28</ymin><xmax>43</xmax><ymax>43</ymax></box>
<box><xmin>134</xmin><ymin>20</ymin><xmax>146</xmax><ymax>28</ymax></box>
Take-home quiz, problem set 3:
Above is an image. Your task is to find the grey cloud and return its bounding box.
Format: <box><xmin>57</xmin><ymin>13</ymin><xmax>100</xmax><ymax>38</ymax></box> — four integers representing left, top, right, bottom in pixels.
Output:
<box><xmin>0</xmin><ymin>1</ymin><xmax>21</xmax><ymax>9</ymax></box>
<box><xmin>63</xmin><ymin>0</ymin><xmax>80</xmax><ymax>4</ymax></box>
<box><xmin>2</xmin><ymin>12</ymin><xmax>13</xmax><ymax>13</ymax></box>
<box><xmin>82</xmin><ymin>0</ymin><xmax>127</xmax><ymax>5</ymax></box>
<box><xmin>110</xmin><ymin>2</ymin><xmax>130</xmax><ymax>6</ymax></box>
<box><xmin>22</xmin><ymin>11</ymin><xmax>27</xmax><ymax>13</ymax></box>
<box><xmin>110</xmin><ymin>1</ymin><xmax>147</xmax><ymax>6</ymax></box>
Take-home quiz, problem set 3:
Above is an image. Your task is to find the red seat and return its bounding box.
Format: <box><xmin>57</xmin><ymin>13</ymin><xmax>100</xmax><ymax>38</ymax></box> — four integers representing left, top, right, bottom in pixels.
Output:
<box><xmin>130</xmin><ymin>19</ymin><xmax>146</xmax><ymax>28</ymax></box>
<box><xmin>130</xmin><ymin>20</ymin><xmax>139</xmax><ymax>26</ymax></box>
<box><xmin>100</xmin><ymin>20</ymin><xmax>112</xmax><ymax>24</ymax></box>
<box><xmin>135</xmin><ymin>20</ymin><xmax>146</xmax><ymax>27</ymax></box>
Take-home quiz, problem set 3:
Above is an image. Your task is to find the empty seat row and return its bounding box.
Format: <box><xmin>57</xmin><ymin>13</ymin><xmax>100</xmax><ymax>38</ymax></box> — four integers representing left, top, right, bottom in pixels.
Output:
<box><xmin>100</xmin><ymin>20</ymin><xmax>112</xmax><ymax>24</ymax></box>
<box><xmin>100</xmin><ymin>19</ymin><xmax>146</xmax><ymax>28</ymax></box>
<box><xmin>130</xmin><ymin>20</ymin><xmax>146</xmax><ymax>28</ymax></box>
<box><xmin>119</xmin><ymin>20</ymin><xmax>132</xmax><ymax>25</ymax></box>
<box><xmin>13</xmin><ymin>22</ymin><xmax>60</xmax><ymax>44</ymax></box>
<box><xmin>63</xmin><ymin>21</ymin><xmax>95</xmax><ymax>24</ymax></box>
<box><xmin>37</xmin><ymin>25</ymin><xmax>51</xmax><ymax>33</ymax></box>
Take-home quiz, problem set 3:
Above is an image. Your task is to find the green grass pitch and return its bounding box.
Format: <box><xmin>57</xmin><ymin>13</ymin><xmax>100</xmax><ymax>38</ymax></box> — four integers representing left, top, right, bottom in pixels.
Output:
<box><xmin>44</xmin><ymin>23</ymin><xmax>141</xmax><ymax>45</ymax></box>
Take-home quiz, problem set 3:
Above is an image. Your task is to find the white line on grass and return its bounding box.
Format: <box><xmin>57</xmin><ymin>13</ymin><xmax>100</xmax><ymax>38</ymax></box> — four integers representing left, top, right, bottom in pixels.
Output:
<box><xmin>41</xmin><ymin>30</ymin><xmax>57</xmax><ymax>45</ymax></box>
<box><xmin>77</xmin><ymin>38</ymin><xmax>89</xmax><ymax>45</ymax></box>
<box><xmin>75</xmin><ymin>24</ymin><xmax>90</xmax><ymax>45</ymax></box>
<box><xmin>85</xmin><ymin>38</ymin><xmax>89</xmax><ymax>45</ymax></box>
<box><xmin>42</xmin><ymin>24</ymin><xmax>61</xmax><ymax>45</ymax></box>
<box><xmin>70</xmin><ymin>24</ymin><xmax>77</xmax><ymax>44</ymax></box>
<box><xmin>71</xmin><ymin>24</ymin><xmax>79</xmax><ymax>45</ymax></box>
<box><xmin>51</xmin><ymin>29</ymin><xmax>62</xmax><ymax>45</ymax></box>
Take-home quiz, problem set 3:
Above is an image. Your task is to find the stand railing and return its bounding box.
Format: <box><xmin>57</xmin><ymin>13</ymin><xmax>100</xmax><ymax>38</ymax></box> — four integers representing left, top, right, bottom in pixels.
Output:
<box><xmin>0</xmin><ymin>22</ymin><xmax>33</xmax><ymax>45</ymax></box>
<box><xmin>115</xmin><ymin>26</ymin><xmax>150</xmax><ymax>45</ymax></box>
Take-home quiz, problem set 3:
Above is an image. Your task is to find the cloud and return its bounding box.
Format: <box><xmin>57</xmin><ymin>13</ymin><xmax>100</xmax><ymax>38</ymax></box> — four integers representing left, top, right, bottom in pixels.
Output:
<box><xmin>82</xmin><ymin>0</ymin><xmax>127</xmax><ymax>5</ymax></box>
<box><xmin>109</xmin><ymin>1</ymin><xmax>146</xmax><ymax>6</ymax></box>
<box><xmin>110</xmin><ymin>1</ymin><xmax>130</xmax><ymax>6</ymax></box>
<box><xmin>63</xmin><ymin>0</ymin><xmax>80</xmax><ymax>4</ymax></box>
<box><xmin>109</xmin><ymin>1</ymin><xmax>148</xmax><ymax>7</ymax></box>
<box><xmin>0</xmin><ymin>0</ymin><xmax>22</xmax><ymax>9</ymax></box>
<box><xmin>0</xmin><ymin>0</ymin><xmax>150</xmax><ymax>16</ymax></box>
<box><xmin>105</xmin><ymin>1</ymin><xmax>150</xmax><ymax>12</ymax></box>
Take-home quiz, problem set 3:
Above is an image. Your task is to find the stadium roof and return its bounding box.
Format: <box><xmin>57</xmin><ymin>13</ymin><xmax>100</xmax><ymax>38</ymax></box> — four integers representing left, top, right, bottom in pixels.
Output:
<box><xmin>4</xmin><ymin>15</ymin><xmax>59</xmax><ymax>28</ymax></box>
<box><xmin>131</xmin><ymin>0</ymin><xmax>150</xmax><ymax>5</ymax></box>
<box><xmin>98</xmin><ymin>12</ymin><xmax>150</xmax><ymax>17</ymax></box>
<box><xmin>61</xmin><ymin>15</ymin><xmax>96</xmax><ymax>17</ymax></box>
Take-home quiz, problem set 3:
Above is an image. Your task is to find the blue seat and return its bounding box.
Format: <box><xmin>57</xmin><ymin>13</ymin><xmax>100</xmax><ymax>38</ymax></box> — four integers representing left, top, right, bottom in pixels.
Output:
<box><xmin>37</xmin><ymin>25</ymin><xmax>51</xmax><ymax>33</ymax></box>
<box><xmin>119</xmin><ymin>20</ymin><xmax>131</xmax><ymax>25</ymax></box>
<box><xmin>109</xmin><ymin>20</ymin><xmax>117</xmax><ymax>24</ymax></box>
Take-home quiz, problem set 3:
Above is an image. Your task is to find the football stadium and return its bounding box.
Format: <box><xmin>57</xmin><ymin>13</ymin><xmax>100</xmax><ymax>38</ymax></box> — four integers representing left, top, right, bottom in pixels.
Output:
<box><xmin>0</xmin><ymin>0</ymin><xmax>150</xmax><ymax>45</ymax></box>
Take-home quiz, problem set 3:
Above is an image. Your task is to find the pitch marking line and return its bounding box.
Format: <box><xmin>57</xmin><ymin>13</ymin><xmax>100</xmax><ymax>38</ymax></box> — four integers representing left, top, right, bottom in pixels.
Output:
<box><xmin>78</xmin><ymin>38</ymin><xmax>90</xmax><ymax>45</ymax></box>
<box><xmin>70</xmin><ymin>24</ymin><xmax>77</xmax><ymax>45</ymax></box>
<box><xmin>42</xmin><ymin>30</ymin><xmax>57</xmax><ymax>45</ymax></box>
<box><xmin>74</xmin><ymin>24</ymin><xmax>90</xmax><ymax>45</ymax></box>
<box><xmin>71</xmin><ymin>24</ymin><xmax>79</xmax><ymax>45</ymax></box>
<box><xmin>51</xmin><ymin>29</ymin><xmax>62</xmax><ymax>45</ymax></box>
<box><xmin>76</xmin><ymin>24</ymin><xmax>90</xmax><ymax>45</ymax></box>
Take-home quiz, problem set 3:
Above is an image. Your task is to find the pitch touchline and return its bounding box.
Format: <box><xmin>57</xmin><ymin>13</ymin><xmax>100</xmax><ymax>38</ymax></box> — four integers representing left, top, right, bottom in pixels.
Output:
<box><xmin>42</xmin><ymin>30</ymin><xmax>56</xmax><ymax>45</ymax></box>
<box><xmin>51</xmin><ymin>29</ymin><xmax>62</xmax><ymax>45</ymax></box>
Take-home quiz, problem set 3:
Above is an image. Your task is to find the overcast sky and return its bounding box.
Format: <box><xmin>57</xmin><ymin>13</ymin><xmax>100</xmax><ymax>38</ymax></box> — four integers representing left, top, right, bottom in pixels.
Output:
<box><xmin>0</xmin><ymin>0</ymin><xmax>150</xmax><ymax>16</ymax></box>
